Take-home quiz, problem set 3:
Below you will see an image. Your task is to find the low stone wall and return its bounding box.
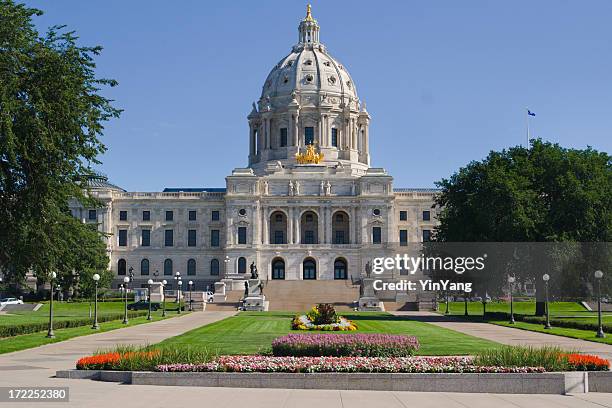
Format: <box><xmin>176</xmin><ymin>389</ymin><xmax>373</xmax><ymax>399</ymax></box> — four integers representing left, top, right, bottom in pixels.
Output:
<box><xmin>56</xmin><ymin>370</ymin><xmax>612</xmax><ymax>394</ymax></box>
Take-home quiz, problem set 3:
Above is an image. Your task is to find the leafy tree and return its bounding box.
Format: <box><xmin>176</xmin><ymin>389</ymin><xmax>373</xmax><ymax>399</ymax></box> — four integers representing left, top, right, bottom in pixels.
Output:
<box><xmin>434</xmin><ymin>140</ymin><xmax>611</xmax><ymax>313</ymax></box>
<box><xmin>0</xmin><ymin>1</ymin><xmax>120</xmax><ymax>291</ymax></box>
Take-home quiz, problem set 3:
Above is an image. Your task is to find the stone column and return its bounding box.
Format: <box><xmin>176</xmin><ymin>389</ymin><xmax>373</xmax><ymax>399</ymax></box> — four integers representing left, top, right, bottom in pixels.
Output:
<box><xmin>350</xmin><ymin>207</ymin><xmax>356</xmax><ymax>244</ymax></box>
<box><xmin>288</xmin><ymin>207</ymin><xmax>294</xmax><ymax>244</ymax></box>
<box><xmin>325</xmin><ymin>206</ymin><xmax>332</xmax><ymax>244</ymax></box>
<box><xmin>262</xmin><ymin>206</ymin><xmax>269</xmax><ymax>245</ymax></box>
<box><xmin>294</xmin><ymin>115</ymin><xmax>300</xmax><ymax>147</ymax></box>
<box><xmin>295</xmin><ymin>209</ymin><xmax>301</xmax><ymax>244</ymax></box>
<box><xmin>317</xmin><ymin>208</ymin><xmax>324</xmax><ymax>244</ymax></box>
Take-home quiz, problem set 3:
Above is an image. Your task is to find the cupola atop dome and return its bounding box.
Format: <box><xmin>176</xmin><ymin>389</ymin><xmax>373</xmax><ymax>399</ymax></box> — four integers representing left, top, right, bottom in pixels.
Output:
<box><xmin>247</xmin><ymin>5</ymin><xmax>371</xmax><ymax>175</ymax></box>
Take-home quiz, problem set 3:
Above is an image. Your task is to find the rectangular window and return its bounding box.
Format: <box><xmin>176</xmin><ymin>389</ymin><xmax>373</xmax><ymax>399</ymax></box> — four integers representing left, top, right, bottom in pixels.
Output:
<box><xmin>331</xmin><ymin>128</ymin><xmax>338</xmax><ymax>147</ymax></box>
<box><xmin>142</xmin><ymin>210</ymin><xmax>150</xmax><ymax>221</ymax></box>
<box><xmin>118</xmin><ymin>229</ymin><xmax>128</xmax><ymax>247</ymax></box>
<box><xmin>304</xmin><ymin>230</ymin><xmax>314</xmax><ymax>244</ymax></box>
<box><xmin>211</xmin><ymin>229</ymin><xmax>220</xmax><ymax>247</ymax></box>
<box><xmin>423</xmin><ymin>210</ymin><xmax>431</xmax><ymax>221</ymax></box>
<box><xmin>274</xmin><ymin>230</ymin><xmax>284</xmax><ymax>244</ymax></box>
<box><xmin>88</xmin><ymin>209</ymin><xmax>97</xmax><ymax>220</ymax></box>
<box><xmin>400</xmin><ymin>211</ymin><xmax>407</xmax><ymax>221</ymax></box>
<box><xmin>119</xmin><ymin>210</ymin><xmax>127</xmax><ymax>221</ymax></box>
<box><xmin>188</xmin><ymin>229</ymin><xmax>197</xmax><ymax>247</ymax></box>
<box><xmin>141</xmin><ymin>229</ymin><xmax>150</xmax><ymax>247</ymax></box>
<box><xmin>280</xmin><ymin>128</ymin><xmax>288</xmax><ymax>147</ymax></box>
<box><xmin>211</xmin><ymin>210</ymin><xmax>220</xmax><ymax>221</ymax></box>
<box><xmin>400</xmin><ymin>229</ymin><xmax>408</xmax><ymax>246</ymax></box>
<box><xmin>164</xmin><ymin>229</ymin><xmax>174</xmax><ymax>246</ymax></box>
<box><xmin>423</xmin><ymin>229</ymin><xmax>431</xmax><ymax>242</ymax></box>
<box><xmin>334</xmin><ymin>230</ymin><xmax>345</xmax><ymax>244</ymax></box>
<box><xmin>372</xmin><ymin>227</ymin><xmax>382</xmax><ymax>244</ymax></box>
<box><xmin>165</xmin><ymin>210</ymin><xmax>174</xmax><ymax>221</ymax></box>
<box><xmin>238</xmin><ymin>227</ymin><xmax>247</xmax><ymax>244</ymax></box>
<box><xmin>188</xmin><ymin>210</ymin><xmax>197</xmax><ymax>221</ymax></box>
<box><xmin>304</xmin><ymin>126</ymin><xmax>314</xmax><ymax>145</ymax></box>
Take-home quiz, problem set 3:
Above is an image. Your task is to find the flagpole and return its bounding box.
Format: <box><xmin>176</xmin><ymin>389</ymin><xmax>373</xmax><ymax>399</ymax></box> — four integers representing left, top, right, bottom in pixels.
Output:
<box><xmin>526</xmin><ymin>108</ymin><xmax>530</xmax><ymax>148</ymax></box>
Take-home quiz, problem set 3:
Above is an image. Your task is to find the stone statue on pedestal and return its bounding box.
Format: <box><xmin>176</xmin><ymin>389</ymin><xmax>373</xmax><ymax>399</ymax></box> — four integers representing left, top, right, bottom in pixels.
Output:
<box><xmin>250</xmin><ymin>262</ymin><xmax>258</xmax><ymax>279</ymax></box>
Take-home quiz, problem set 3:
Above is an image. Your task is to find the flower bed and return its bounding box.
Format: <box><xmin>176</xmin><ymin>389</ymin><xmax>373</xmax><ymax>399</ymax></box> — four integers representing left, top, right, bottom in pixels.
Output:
<box><xmin>156</xmin><ymin>355</ymin><xmax>545</xmax><ymax>373</ymax></box>
<box><xmin>291</xmin><ymin>314</ymin><xmax>357</xmax><ymax>331</ymax></box>
<box><xmin>272</xmin><ymin>333</ymin><xmax>419</xmax><ymax>357</ymax></box>
<box><xmin>77</xmin><ymin>351</ymin><xmax>159</xmax><ymax>370</ymax></box>
<box><xmin>566</xmin><ymin>353</ymin><xmax>610</xmax><ymax>371</ymax></box>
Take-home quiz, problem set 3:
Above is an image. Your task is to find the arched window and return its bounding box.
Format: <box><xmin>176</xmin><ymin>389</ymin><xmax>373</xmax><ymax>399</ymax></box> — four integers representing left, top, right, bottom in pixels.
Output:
<box><xmin>272</xmin><ymin>258</ymin><xmax>285</xmax><ymax>280</ymax></box>
<box><xmin>303</xmin><ymin>258</ymin><xmax>316</xmax><ymax>280</ymax></box>
<box><xmin>118</xmin><ymin>259</ymin><xmax>126</xmax><ymax>275</ymax></box>
<box><xmin>332</xmin><ymin>210</ymin><xmax>349</xmax><ymax>244</ymax></box>
<box><xmin>300</xmin><ymin>211</ymin><xmax>318</xmax><ymax>244</ymax></box>
<box><xmin>238</xmin><ymin>257</ymin><xmax>247</xmax><ymax>274</ymax></box>
<box><xmin>334</xmin><ymin>258</ymin><xmax>347</xmax><ymax>280</ymax></box>
<box><xmin>164</xmin><ymin>259</ymin><xmax>173</xmax><ymax>276</ymax></box>
<box><xmin>210</xmin><ymin>259</ymin><xmax>220</xmax><ymax>276</ymax></box>
<box><xmin>187</xmin><ymin>259</ymin><xmax>196</xmax><ymax>276</ymax></box>
<box><xmin>140</xmin><ymin>259</ymin><xmax>149</xmax><ymax>276</ymax></box>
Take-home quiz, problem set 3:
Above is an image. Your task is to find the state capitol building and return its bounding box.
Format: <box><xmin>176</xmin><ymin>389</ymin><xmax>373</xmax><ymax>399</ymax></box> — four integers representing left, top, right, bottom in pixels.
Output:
<box><xmin>75</xmin><ymin>6</ymin><xmax>439</xmax><ymax>292</ymax></box>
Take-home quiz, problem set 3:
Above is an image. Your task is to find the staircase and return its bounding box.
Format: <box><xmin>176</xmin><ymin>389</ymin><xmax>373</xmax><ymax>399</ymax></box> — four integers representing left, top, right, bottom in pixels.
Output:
<box><xmin>203</xmin><ymin>290</ymin><xmax>243</xmax><ymax>311</ymax></box>
<box><xmin>263</xmin><ymin>280</ymin><xmax>359</xmax><ymax>312</ymax></box>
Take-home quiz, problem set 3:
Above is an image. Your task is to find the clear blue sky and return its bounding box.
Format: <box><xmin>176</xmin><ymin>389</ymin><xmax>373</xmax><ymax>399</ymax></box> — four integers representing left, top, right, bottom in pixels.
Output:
<box><xmin>25</xmin><ymin>0</ymin><xmax>612</xmax><ymax>191</ymax></box>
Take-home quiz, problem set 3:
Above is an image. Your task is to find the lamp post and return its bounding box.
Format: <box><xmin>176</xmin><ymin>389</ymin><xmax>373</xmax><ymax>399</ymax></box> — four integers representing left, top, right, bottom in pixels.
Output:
<box><xmin>542</xmin><ymin>274</ymin><xmax>551</xmax><ymax>329</ymax></box>
<box><xmin>445</xmin><ymin>292</ymin><xmax>450</xmax><ymax>314</ymax></box>
<box><xmin>595</xmin><ymin>270</ymin><xmax>605</xmax><ymax>338</ymax></box>
<box><xmin>464</xmin><ymin>291</ymin><xmax>468</xmax><ymax>316</ymax></box>
<box><xmin>188</xmin><ymin>280</ymin><xmax>193</xmax><ymax>311</ymax></box>
<box><xmin>174</xmin><ymin>271</ymin><xmax>181</xmax><ymax>313</ymax></box>
<box><xmin>507</xmin><ymin>275</ymin><xmax>516</xmax><ymax>324</ymax></box>
<box><xmin>92</xmin><ymin>273</ymin><xmax>100</xmax><ymax>329</ymax></box>
<box><xmin>147</xmin><ymin>279</ymin><xmax>153</xmax><ymax>320</ymax></box>
<box><xmin>161</xmin><ymin>280</ymin><xmax>167</xmax><ymax>317</ymax></box>
<box><xmin>177</xmin><ymin>279</ymin><xmax>182</xmax><ymax>314</ymax></box>
<box><xmin>122</xmin><ymin>276</ymin><xmax>130</xmax><ymax>324</ymax></box>
<box><xmin>46</xmin><ymin>272</ymin><xmax>57</xmax><ymax>338</ymax></box>
<box><xmin>224</xmin><ymin>256</ymin><xmax>230</xmax><ymax>276</ymax></box>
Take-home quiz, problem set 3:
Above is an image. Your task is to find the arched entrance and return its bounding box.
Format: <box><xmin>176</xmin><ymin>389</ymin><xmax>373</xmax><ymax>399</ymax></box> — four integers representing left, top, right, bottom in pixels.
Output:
<box><xmin>270</xmin><ymin>211</ymin><xmax>287</xmax><ymax>244</ymax></box>
<box><xmin>334</xmin><ymin>258</ymin><xmax>348</xmax><ymax>280</ymax></box>
<box><xmin>332</xmin><ymin>211</ymin><xmax>349</xmax><ymax>244</ymax></box>
<box><xmin>303</xmin><ymin>258</ymin><xmax>316</xmax><ymax>280</ymax></box>
<box><xmin>300</xmin><ymin>211</ymin><xmax>318</xmax><ymax>244</ymax></box>
<box><xmin>272</xmin><ymin>258</ymin><xmax>285</xmax><ymax>280</ymax></box>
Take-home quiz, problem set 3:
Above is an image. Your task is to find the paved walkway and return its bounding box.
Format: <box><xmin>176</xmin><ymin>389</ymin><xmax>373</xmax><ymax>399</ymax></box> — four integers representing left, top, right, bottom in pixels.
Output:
<box><xmin>392</xmin><ymin>311</ymin><xmax>612</xmax><ymax>361</ymax></box>
<box><xmin>0</xmin><ymin>310</ymin><xmax>610</xmax><ymax>407</ymax></box>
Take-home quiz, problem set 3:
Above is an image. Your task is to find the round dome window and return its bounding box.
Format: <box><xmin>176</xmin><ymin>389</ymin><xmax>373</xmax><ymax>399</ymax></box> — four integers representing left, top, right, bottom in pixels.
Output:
<box><xmin>372</xmin><ymin>208</ymin><xmax>381</xmax><ymax>216</ymax></box>
<box><xmin>239</xmin><ymin>209</ymin><xmax>247</xmax><ymax>216</ymax></box>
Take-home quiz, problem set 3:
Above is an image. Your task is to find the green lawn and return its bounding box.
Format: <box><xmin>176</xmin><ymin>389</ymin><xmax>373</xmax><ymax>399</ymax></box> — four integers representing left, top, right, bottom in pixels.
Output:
<box><xmin>158</xmin><ymin>312</ymin><xmax>501</xmax><ymax>356</ymax></box>
<box><xmin>488</xmin><ymin>319</ymin><xmax>612</xmax><ymax>345</ymax></box>
<box><xmin>0</xmin><ymin>309</ymin><xmax>179</xmax><ymax>355</ymax></box>
<box><xmin>0</xmin><ymin>301</ymin><xmax>128</xmax><ymax>326</ymax></box>
<box><xmin>438</xmin><ymin>301</ymin><xmax>590</xmax><ymax>317</ymax></box>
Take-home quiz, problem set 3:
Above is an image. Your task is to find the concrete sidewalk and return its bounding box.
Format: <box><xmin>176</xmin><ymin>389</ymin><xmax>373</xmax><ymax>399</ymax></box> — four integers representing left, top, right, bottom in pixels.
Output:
<box><xmin>392</xmin><ymin>311</ymin><xmax>612</xmax><ymax>361</ymax></box>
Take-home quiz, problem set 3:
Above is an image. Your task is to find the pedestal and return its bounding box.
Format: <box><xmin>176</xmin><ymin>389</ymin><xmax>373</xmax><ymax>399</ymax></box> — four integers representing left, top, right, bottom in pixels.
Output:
<box><xmin>358</xmin><ymin>278</ymin><xmax>384</xmax><ymax>311</ymax></box>
<box><xmin>212</xmin><ymin>282</ymin><xmax>227</xmax><ymax>303</ymax></box>
<box><xmin>243</xmin><ymin>295</ymin><xmax>268</xmax><ymax>311</ymax></box>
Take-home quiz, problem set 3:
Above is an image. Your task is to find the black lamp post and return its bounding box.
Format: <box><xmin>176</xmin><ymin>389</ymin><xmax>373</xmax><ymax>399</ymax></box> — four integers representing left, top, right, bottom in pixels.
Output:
<box><xmin>543</xmin><ymin>274</ymin><xmax>551</xmax><ymax>329</ymax></box>
<box><xmin>595</xmin><ymin>270</ymin><xmax>605</xmax><ymax>338</ymax></box>
<box><xmin>92</xmin><ymin>273</ymin><xmax>100</xmax><ymax>329</ymax></box>
<box><xmin>508</xmin><ymin>275</ymin><xmax>515</xmax><ymax>324</ymax></box>
<box><xmin>46</xmin><ymin>272</ymin><xmax>57</xmax><ymax>338</ymax></box>
<box><xmin>463</xmin><ymin>291</ymin><xmax>468</xmax><ymax>316</ymax></box>
<box><xmin>122</xmin><ymin>276</ymin><xmax>130</xmax><ymax>324</ymax></box>
<box><xmin>445</xmin><ymin>292</ymin><xmax>450</xmax><ymax>315</ymax></box>
<box><xmin>146</xmin><ymin>279</ymin><xmax>153</xmax><ymax>320</ymax></box>
<box><xmin>188</xmin><ymin>280</ymin><xmax>193</xmax><ymax>311</ymax></box>
<box><xmin>161</xmin><ymin>279</ymin><xmax>167</xmax><ymax>317</ymax></box>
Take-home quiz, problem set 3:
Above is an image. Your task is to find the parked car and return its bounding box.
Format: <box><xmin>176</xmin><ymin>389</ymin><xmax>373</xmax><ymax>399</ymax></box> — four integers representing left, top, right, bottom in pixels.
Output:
<box><xmin>0</xmin><ymin>297</ymin><xmax>23</xmax><ymax>306</ymax></box>
<box><xmin>127</xmin><ymin>300</ymin><xmax>159</xmax><ymax>311</ymax></box>
<box><xmin>205</xmin><ymin>291</ymin><xmax>214</xmax><ymax>303</ymax></box>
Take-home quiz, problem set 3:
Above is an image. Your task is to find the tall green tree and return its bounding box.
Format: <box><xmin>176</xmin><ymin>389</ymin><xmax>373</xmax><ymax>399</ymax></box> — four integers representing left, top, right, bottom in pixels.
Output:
<box><xmin>0</xmin><ymin>1</ymin><xmax>120</xmax><ymax>289</ymax></box>
<box><xmin>434</xmin><ymin>140</ymin><xmax>611</xmax><ymax>313</ymax></box>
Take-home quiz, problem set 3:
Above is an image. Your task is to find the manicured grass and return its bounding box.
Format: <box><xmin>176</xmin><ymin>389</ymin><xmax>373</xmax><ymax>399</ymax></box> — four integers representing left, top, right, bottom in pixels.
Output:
<box><xmin>489</xmin><ymin>319</ymin><xmax>612</xmax><ymax>345</ymax></box>
<box><xmin>158</xmin><ymin>312</ymin><xmax>501</xmax><ymax>356</ymax></box>
<box><xmin>0</xmin><ymin>301</ymin><xmax>128</xmax><ymax>326</ymax></box>
<box><xmin>0</xmin><ymin>310</ymin><xmax>179</xmax><ymax>355</ymax></box>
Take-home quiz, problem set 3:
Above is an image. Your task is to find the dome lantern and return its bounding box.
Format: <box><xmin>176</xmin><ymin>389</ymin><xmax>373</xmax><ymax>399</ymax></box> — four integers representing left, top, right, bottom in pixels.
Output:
<box><xmin>298</xmin><ymin>4</ymin><xmax>319</xmax><ymax>45</ymax></box>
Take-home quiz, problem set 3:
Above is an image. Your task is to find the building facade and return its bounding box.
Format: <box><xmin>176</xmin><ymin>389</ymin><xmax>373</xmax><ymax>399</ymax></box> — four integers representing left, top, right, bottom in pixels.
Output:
<box><xmin>75</xmin><ymin>7</ymin><xmax>439</xmax><ymax>292</ymax></box>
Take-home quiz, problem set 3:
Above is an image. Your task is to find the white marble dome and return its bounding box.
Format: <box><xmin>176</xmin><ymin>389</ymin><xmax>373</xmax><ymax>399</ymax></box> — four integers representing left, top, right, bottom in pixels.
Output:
<box><xmin>259</xmin><ymin>6</ymin><xmax>358</xmax><ymax>106</ymax></box>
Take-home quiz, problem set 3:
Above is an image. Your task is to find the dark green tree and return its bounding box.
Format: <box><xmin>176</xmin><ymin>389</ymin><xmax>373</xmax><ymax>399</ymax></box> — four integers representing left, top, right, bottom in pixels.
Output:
<box><xmin>434</xmin><ymin>140</ymin><xmax>611</xmax><ymax>314</ymax></box>
<box><xmin>0</xmin><ymin>1</ymin><xmax>120</xmax><ymax>291</ymax></box>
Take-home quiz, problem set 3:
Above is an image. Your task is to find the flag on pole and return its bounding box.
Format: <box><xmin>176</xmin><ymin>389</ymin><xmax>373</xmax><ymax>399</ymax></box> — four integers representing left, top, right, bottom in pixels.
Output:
<box><xmin>527</xmin><ymin>110</ymin><xmax>536</xmax><ymax>117</ymax></box>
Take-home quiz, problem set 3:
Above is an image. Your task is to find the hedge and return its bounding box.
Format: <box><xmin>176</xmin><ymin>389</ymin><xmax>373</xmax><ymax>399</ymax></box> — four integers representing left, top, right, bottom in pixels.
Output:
<box><xmin>0</xmin><ymin>311</ymin><xmax>148</xmax><ymax>338</ymax></box>
<box><xmin>484</xmin><ymin>312</ymin><xmax>611</xmax><ymax>332</ymax></box>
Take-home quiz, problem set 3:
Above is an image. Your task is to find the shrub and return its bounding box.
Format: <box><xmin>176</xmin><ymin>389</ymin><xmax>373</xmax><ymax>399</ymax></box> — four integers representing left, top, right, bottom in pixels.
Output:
<box><xmin>272</xmin><ymin>333</ymin><xmax>419</xmax><ymax>357</ymax></box>
<box><xmin>484</xmin><ymin>312</ymin><xmax>612</xmax><ymax>332</ymax></box>
<box><xmin>307</xmin><ymin>304</ymin><xmax>339</xmax><ymax>325</ymax></box>
<box><xmin>474</xmin><ymin>345</ymin><xmax>610</xmax><ymax>372</ymax></box>
<box><xmin>0</xmin><ymin>311</ymin><xmax>148</xmax><ymax>338</ymax></box>
<box><xmin>76</xmin><ymin>345</ymin><xmax>215</xmax><ymax>371</ymax></box>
